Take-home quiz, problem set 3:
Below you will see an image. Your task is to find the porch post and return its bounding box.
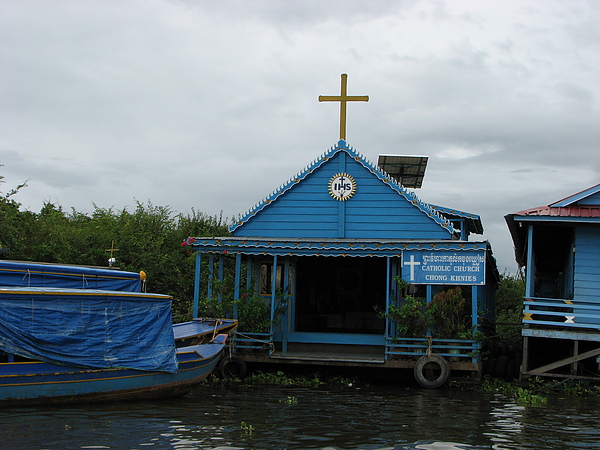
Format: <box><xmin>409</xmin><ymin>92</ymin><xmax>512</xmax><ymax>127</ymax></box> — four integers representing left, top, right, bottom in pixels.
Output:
<box><xmin>193</xmin><ymin>251</ymin><xmax>202</xmax><ymax>319</ymax></box>
<box><xmin>471</xmin><ymin>285</ymin><xmax>479</xmax><ymax>331</ymax></box>
<box><xmin>282</xmin><ymin>256</ymin><xmax>290</xmax><ymax>352</ymax></box>
<box><xmin>246</xmin><ymin>256</ymin><xmax>252</xmax><ymax>290</ymax></box>
<box><xmin>385</xmin><ymin>257</ymin><xmax>392</xmax><ymax>340</ymax></box>
<box><xmin>207</xmin><ymin>253</ymin><xmax>214</xmax><ymax>301</ymax></box>
<box><xmin>525</xmin><ymin>224</ymin><xmax>535</xmax><ymax>298</ymax></box>
<box><xmin>460</xmin><ymin>220</ymin><xmax>467</xmax><ymax>240</ymax></box>
<box><xmin>270</xmin><ymin>255</ymin><xmax>278</xmax><ymax>335</ymax></box>
<box><xmin>471</xmin><ymin>285</ymin><xmax>480</xmax><ymax>363</ymax></box>
<box><xmin>233</xmin><ymin>253</ymin><xmax>242</xmax><ymax>318</ymax></box>
<box><xmin>218</xmin><ymin>253</ymin><xmax>224</xmax><ymax>304</ymax></box>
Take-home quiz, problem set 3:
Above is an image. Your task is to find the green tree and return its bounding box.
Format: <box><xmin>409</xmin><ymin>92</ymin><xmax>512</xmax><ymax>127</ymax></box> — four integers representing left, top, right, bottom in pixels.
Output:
<box><xmin>0</xmin><ymin>168</ymin><xmax>28</xmax><ymax>255</ymax></box>
<box><xmin>495</xmin><ymin>271</ymin><xmax>525</xmax><ymax>345</ymax></box>
<box><xmin>0</xmin><ymin>170</ymin><xmax>231</xmax><ymax>323</ymax></box>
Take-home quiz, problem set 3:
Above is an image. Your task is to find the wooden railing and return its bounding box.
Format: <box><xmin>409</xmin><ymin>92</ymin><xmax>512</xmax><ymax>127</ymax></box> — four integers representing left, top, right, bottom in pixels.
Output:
<box><xmin>523</xmin><ymin>297</ymin><xmax>600</xmax><ymax>330</ymax></box>
<box><xmin>230</xmin><ymin>331</ymin><xmax>273</xmax><ymax>352</ymax></box>
<box><xmin>385</xmin><ymin>337</ymin><xmax>479</xmax><ymax>362</ymax></box>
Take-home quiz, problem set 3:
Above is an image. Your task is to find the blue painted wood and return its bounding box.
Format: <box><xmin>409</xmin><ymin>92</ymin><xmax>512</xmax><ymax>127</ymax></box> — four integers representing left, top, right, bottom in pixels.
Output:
<box><xmin>574</xmin><ymin>227</ymin><xmax>600</xmax><ymax>303</ymax></box>
<box><xmin>286</xmin><ymin>331</ymin><xmax>385</xmax><ymax>346</ymax></box>
<box><xmin>233</xmin><ymin>253</ymin><xmax>241</xmax><ymax>318</ymax></box>
<box><xmin>385</xmin><ymin>337</ymin><xmax>479</xmax><ymax>362</ymax></box>
<box><xmin>524</xmin><ymin>297</ymin><xmax>600</xmax><ymax>329</ymax></box>
<box><xmin>579</xmin><ymin>190</ymin><xmax>600</xmax><ymax>205</ymax></box>
<box><xmin>525</xmin><ymin>224</ymin><xmax>535</xmax><ymax>298</ymax></box>
<box><xmin>522</xmin><ymin>327</ymin><xmax>600</xmax><ymax>342</ymax></box>
<box><xmin>233</xmin><ymin>143</ymin><xmax>453</xmax><ymax>240</ymax></box>
<box><xmin>0</xmin><ymin>336</ymin><xmax>227</xmax><ymax>405</ymax></box>
<box><xmin>193</xmin><ymin>252</ymin><xmax>201</xmax><ymax>318</ymax></box>
<box><xmin>552</xmin><ymin>183</ymin><xmax>600</xmax><ymax>207</ymax></box>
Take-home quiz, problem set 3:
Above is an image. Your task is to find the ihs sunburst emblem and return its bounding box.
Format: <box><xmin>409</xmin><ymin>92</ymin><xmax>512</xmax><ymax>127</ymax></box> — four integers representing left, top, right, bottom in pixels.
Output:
<box><xmin>328</xmin><ymin>173</ymin><xmax>356</xmax><ymax>201</ymax></box>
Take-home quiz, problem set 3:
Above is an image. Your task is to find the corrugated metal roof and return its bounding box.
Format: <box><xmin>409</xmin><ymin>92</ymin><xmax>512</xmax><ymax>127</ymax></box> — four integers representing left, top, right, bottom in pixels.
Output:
<box><xmin>504</xmin><ymin>183</ymin><xmax>600</xmax><ymax>266</ymax></box>
<box><xmin>429</xmin><ymin>204</ymin><xmax>484</xmax><ymax>235</ymax></box>
<box><xmin>550</xmin><ymin>183</ymin><xmax>600</xmax><ymax>207</ymax></box>
<box><xmin>514</xmin><ymin>205</ymin><xmax>600</xmax><ymax>218</ymax></box>
<box><xmin>189</xmin><ymin>236</ymin><xmax>492</xmax><ymax>257</ymax></box>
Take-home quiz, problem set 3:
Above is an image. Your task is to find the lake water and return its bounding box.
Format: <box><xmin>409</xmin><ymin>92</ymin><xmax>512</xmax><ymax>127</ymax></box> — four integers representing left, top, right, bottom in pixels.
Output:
<box><xmin>1</xmin><ymin>382</ymin><xmax>599</xmax><ymax>450</ymax></box>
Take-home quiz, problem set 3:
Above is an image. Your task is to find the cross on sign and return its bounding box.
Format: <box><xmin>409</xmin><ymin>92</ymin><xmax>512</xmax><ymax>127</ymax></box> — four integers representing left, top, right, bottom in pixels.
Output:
<box><xmin>319</xmin><ymin>74</ymin><xmax>369</xmax><ymax>141</ymax></box>
<box><xmin>404</xmin><ymin>254</ymin><xmax>421</xmax><ymax>281</ymax></box>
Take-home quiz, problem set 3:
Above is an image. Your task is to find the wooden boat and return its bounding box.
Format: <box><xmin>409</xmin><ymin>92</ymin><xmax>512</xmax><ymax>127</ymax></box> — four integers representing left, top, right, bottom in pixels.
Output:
<box><xmin>174</xmin><ymin>318</ymin><xmax>239</xmax><ymax>347</ymax></box>
<box><xmin>0</xmin><ymin>334</ymin><xmax>228</xmax><ymax>406</ymax></box>
<box><xmin>0</xmin><ymin>259</ymin><xmax>145</xmax><ymax>291</ymax></box>
<box><xmin>0</xmin><ymin>260</ymin><xmax>238</xmax><ymax>405</ymax></box>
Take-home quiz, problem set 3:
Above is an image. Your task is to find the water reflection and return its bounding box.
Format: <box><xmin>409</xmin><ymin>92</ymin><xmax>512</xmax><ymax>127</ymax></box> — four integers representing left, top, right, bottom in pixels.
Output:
<box><xmin>0</xmin><ymin>384</ymin><xmax>598</xmax><ymax>450</ymax></box>
<box><xmin>484</xmin><ymin>394</ymin><xmax>525</xmax><ymax>449</ymax></box>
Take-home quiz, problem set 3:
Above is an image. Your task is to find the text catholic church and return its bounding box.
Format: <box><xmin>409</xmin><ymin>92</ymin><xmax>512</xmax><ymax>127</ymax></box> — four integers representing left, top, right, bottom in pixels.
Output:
<box><xmin>187</xmin><ymin>74</ymin><xmax>498</xmax><ymax>385</ymax></box>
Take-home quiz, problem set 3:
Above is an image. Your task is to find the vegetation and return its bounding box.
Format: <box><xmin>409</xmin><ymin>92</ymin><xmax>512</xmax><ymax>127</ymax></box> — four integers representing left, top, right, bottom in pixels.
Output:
<box><xmin>0</xmin><ymin>174</ymin><xmax>230</xmax><ymax>322</ymax></box>
<box><xmin>380</xmin><ymin>278</ymin><xmax>471</xmax><ymax>339</ymax></box>
<box><xmin>480</xmin><ymin>375</ymin><xmax>600</xmax><ymax>405</ymax></box>
<box><xmin>494</xmin><ymin>271</ymin><xmax>526</xmax><ymax>346</ymax></box>
<box><xmin>427</xmin><ymin>286</ymin><xmax>470</xmax><ymax>339</ymax></box>
<box><xmin>378</xmin><ymin>278</ymin><xmax>428</xmax><ymax>337</ymax></box>
<box><xmin>241</xmin><ymin>370</ymin><xmax>358</xmax><ymax>388</ymax></box>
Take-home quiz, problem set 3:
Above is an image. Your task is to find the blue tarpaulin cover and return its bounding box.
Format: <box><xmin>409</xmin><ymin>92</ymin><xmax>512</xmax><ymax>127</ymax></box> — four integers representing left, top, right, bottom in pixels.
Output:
<box><xmin>0</xmin><ymin>260</ymin><xmax>142</xmax><ymax>292</ymax></box>
<box><xmin>0</xmin><ymin>287</ymin><xmax>178</xmax><ymax>373</ymax></box>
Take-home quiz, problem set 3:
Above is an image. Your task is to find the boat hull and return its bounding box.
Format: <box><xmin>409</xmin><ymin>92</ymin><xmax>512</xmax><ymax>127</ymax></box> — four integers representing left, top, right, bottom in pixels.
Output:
<box><xmin>173</xmin><ymin>318</ymin><xmax>238</xmax><ymax>346</ymax></box>
<box><xmin>0</xmin><ymin>336</ymin><xmax>227</xmax><ymax>406</ymax></box>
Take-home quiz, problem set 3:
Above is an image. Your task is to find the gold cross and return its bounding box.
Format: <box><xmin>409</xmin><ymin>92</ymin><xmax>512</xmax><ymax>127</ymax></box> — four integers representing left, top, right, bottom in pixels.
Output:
<box><xmin>319</xmin><ymin>73</ymin><xmax>369</xmax><ymax>141</ymax></box>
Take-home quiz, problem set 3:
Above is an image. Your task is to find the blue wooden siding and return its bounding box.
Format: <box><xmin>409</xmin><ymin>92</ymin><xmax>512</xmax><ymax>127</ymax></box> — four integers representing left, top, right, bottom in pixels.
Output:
<box><xmin>233</xmin><ymin>151</ymin><xmax>452</xmax><ymax>240</ymax></box>
<box><xmin>579</xmin><ymin>191</ymin><xmax>600</xmax><ymax>205</ymax></box>
<box><xmin>574</xmin><ymin>226</ymin><xmax>600</xmax><ymax>300</ymax></box>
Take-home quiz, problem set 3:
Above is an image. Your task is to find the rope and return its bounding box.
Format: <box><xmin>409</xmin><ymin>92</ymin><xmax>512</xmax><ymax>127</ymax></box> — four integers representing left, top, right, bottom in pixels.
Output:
<box><xmin>232</xmin><ymin>331</ymin><xmax>275</xmax><ymax>354</ymax></box>
<box><xmin>211</xmin><ymin>318</ymin><xmax>223</xmax><ymax>341</ymax></box>
<box><xmin>22</xmin><ymin>269</ymin><xmax>31</xmax><ymax>287</ymax></box>
<box><xmin>234</xmin><ymin>331</ymin><xmax>272</xmax><ymax>344</ymax></box>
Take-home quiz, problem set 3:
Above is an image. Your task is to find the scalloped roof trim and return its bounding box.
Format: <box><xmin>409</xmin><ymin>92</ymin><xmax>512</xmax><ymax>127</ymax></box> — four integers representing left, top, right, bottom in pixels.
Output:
<box><xmin>230</xmin><ymin>140</ymin><xmax>453</xmax><ymax>233</ymax></box>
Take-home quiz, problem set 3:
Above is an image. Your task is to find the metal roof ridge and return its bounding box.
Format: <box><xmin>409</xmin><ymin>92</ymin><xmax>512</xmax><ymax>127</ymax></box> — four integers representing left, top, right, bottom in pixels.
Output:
<box><xmin>550</xmin><ymin>183</ymin><xmax>600</xmax><ymax>207</ymax></box>
<box><xmin>428</xmin><ymin>204</ymin><xmax>481</xmax><ymax>219</ymax></box>
<box><xmin>511</xmin><ymin>205</ymin><xmax>600</xmax><ymax>218</ymax></box>
<box><xmin>196</xmin><ymin>236</ymin><xmax>483</xmax><ymax>243</ymax></box>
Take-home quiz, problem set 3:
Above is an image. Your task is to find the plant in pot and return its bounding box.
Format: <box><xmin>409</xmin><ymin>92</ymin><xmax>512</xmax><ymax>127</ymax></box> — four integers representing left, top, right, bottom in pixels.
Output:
<box><xmin>426</xmin><ymin>286</ymin><xmax>470</xmax><ymax>339</ymax></box>
<box><xmin>379</xmin><ymin>278</ymin><xmax>428</xmax><ymax>339</ymax></box>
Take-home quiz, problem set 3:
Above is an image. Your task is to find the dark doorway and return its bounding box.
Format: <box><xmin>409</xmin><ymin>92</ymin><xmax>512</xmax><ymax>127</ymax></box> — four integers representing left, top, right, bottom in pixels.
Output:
<box><xmin>295</xmin><ymin>256</ymin><xmax>386</xmax><ymax>334</ymax></box>
<box><xmin>533</xmin><ymin>225</ymin><xmax>575</xmax><ymax>299</ymax></box>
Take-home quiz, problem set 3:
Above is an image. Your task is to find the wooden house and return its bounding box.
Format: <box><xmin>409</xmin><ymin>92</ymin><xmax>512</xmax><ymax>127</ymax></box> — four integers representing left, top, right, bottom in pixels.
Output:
<box><xmin>187</xmin><ymin>139</ymin><xmax>498</xmax><ymax>387</ymax></box>
<box><xmin>505</xmin><ymin>183</ymin><xmax>600</xmax><ymax>381</ymax></box>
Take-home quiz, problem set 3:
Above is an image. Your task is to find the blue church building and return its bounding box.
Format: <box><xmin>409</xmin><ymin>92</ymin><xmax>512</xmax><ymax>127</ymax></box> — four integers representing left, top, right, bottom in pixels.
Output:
<box><xmin>187</xmin><ymin>76</ymin><xmax>498</xmax><ymax>387</ymax></box>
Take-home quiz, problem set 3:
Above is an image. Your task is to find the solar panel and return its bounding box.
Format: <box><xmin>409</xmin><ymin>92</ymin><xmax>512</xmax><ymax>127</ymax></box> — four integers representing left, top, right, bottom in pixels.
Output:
<box><xmin>377</xmin><ymin>154</ymin><xmax>428</xmax><ymax>188</ymax></box>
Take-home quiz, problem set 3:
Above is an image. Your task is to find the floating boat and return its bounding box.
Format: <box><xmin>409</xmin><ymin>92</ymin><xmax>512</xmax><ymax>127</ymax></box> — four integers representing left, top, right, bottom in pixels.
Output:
<box><xmin>0</xmin><ymin>259</ymin><xmax>146</xmax><ymax>291</ymax></box>
<box><xmin>1</xmin><ymin>336</ymin><xmax>228</xmax><ymax>406</ymax></box>
<box><xmin>174</xmin><ymin>318</ymin><xmax>239</xmax><ymax>347</ymax></box>
<box><xmin>0</xmin><ymin>260</ymin><xmax>237</xmax><ymax>405</ymax></box>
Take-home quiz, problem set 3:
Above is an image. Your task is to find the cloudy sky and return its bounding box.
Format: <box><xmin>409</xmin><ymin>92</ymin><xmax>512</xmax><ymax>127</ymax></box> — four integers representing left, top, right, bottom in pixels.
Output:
<box><xmin>1</xmin><ymin>0</ymin><xmax>599</xmax><ymax>273</ymax></box>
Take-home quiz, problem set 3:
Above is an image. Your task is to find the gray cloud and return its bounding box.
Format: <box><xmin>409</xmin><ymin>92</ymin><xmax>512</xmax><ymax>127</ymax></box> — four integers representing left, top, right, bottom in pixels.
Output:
<box><xmin>1</xmin><ymin>0</ymin><xmax>598</xmax><ymax>273</ymax></box>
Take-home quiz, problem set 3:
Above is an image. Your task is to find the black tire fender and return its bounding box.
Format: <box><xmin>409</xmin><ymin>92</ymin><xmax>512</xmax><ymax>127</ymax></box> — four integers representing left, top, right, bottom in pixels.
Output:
<box><xmin>493</xmin><ymin>355</ymin><xmax>509</xmax><ymax>379</ymax></box>
<box><xmin>484</xmin><ymin>357</ymin><xmax>496</xmax><ymax>377</ymax></box>
<box><xmin>219</xmin><ymin>355</ymin><xmax>247</xmax><ymax>379</ymax></box>
<box><xmin>414</xmin><ymin>354</ymin><xmax>450</xmax><ymax>389</ymax></box>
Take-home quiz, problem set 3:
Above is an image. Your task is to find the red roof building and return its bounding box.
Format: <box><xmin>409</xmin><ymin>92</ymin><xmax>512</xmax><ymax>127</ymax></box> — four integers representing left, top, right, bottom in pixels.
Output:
<box><xmin>504</xmin><ymin>183</ymin><xmax>600</xmax><ymax>382</ymax></box>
